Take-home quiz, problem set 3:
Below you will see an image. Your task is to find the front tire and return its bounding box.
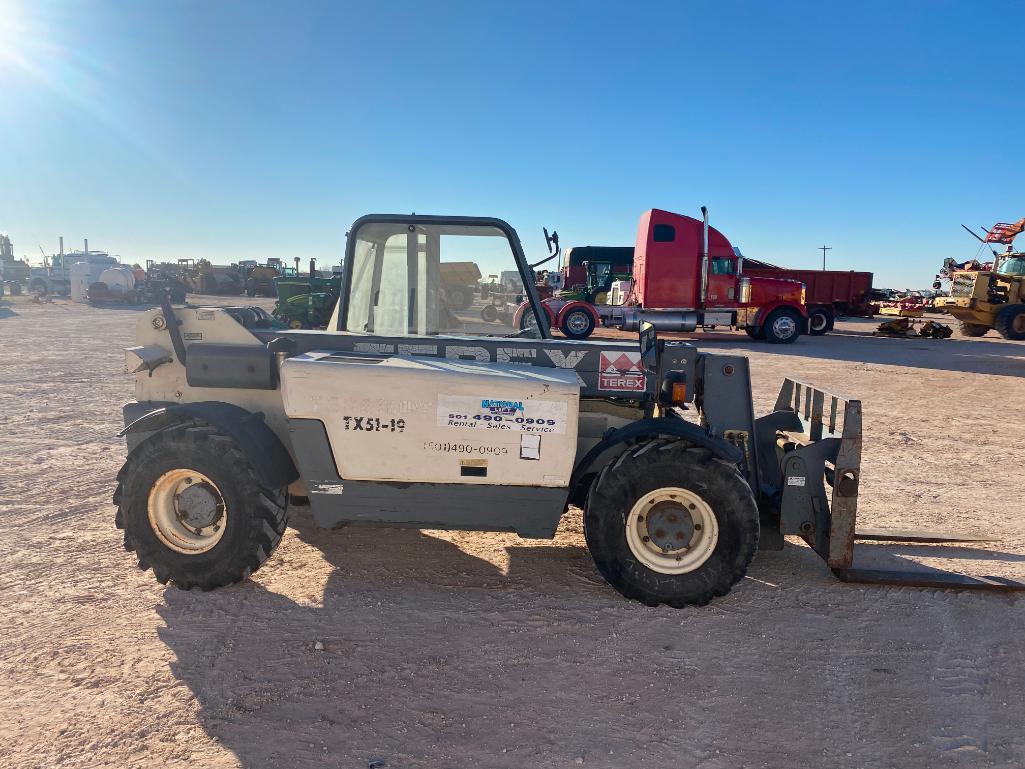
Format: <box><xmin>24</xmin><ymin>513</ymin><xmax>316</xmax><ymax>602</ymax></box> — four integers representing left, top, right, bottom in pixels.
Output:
<box><xmin>762</xmin><ymin>308</ymin><xmax>802</xmax><ymax>344</ymax></box>
<box><xmin>114</xmin><ymin>424</ymin><xmax>288</xmax><ymax>590</ymax></box>
<box><xmin>583</xmin><ymin>440</ymin><xmax>759</xmax><ymax>607</ymax></box>
<box><xmin>994</xmin><ymin>304</ymin><xmax>1025</xmax><ymax>341</ymax></box>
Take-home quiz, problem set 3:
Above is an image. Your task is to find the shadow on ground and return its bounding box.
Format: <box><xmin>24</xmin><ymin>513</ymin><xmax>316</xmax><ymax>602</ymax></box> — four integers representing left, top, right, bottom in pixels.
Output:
<box><xmin>154</xmin><ymin>508</ymin><xmax>1025</xmax><ymax>768</ymax></box>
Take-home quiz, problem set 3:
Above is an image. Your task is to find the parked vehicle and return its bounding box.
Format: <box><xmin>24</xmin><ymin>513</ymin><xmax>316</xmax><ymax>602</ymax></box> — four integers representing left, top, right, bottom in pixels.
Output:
<box><xmin>526</xmin><ymin>208</ymin><xmax>807</xmax><ymax>343</ymax></box>
<box><xmin>30</xmin><ymin>239</ymin><xmax>118</xmax><ymax>297</ymax></box>
<box><xmin>935</xmin><ymin>218</ymin><xmax>1025</xmax><ymax>339</ymax></box>
<box><xmin>0</xmin><ymin>233</ymin><xmax>29</xmax><ymax>295</ymax></box>
<box><xmin>740</xmin><ymin>260</ymin><xmax>876</xmax><ymax>334</ymax></box>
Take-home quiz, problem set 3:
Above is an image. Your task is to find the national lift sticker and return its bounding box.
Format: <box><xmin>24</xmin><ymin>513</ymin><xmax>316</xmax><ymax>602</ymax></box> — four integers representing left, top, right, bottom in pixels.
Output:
<box><xmin>598</xmin><ymin>350</ymin><xmax>646</xmax><ymax>392</ymax></box>
<box><xmin>437</xmin><ymin>395</ymin><xmax>567</xmax><ymax>434</ymax></box>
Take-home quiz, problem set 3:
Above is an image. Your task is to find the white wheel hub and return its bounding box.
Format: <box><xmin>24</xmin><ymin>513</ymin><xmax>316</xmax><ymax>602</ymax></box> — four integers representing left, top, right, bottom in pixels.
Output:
<box><xmin>566</xmin><ymin>310</ymin><xmax>590</xmax><ymax>333</ymax></box>
<box><xmin>148</xmin><ymin>469</ymin><xmax>227</xmax><ymax>554</ymax></box>
<box><xmin>772</xmin><ymin>314</ymin><xmax>797</xmax><ymax>339</ymax></box>
<box><xmin>625</xmin><ymin>487</ymin><xmax>719</xmax><ymax>574</ymax></box>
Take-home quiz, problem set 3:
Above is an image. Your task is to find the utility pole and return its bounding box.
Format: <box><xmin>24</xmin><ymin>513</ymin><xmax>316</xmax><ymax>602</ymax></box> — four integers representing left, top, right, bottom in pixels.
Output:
<box><xmin>819</xmin><ymin>244</ymin><xmax>832</xmax><ymax>270</ymax></box>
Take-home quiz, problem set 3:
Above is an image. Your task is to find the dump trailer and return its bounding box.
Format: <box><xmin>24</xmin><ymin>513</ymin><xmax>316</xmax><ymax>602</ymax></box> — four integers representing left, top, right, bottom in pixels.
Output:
<box><xmin>115</xmin><ymin>213</ymin><xmax>1024</xmax><ymax>607</ymax></box>
<box><xmin>742</xmin><ymin>259</ymin><xmax>876</xmax><ymax>334</ymax></box>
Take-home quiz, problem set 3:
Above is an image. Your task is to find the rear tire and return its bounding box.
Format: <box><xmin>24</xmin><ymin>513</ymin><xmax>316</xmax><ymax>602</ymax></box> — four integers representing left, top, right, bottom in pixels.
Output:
<box><xmin>114</xmin><ymin>424</ymin><xmax>288</xmax><ymax>590</ymax></box>
<box><xmin>583</xmin><ymin>440</ymin><xmax>759</xmax><ymax>607</ymax></box>
<box><xmin>959</xmin><ymin>321</ymin><xmax>989</xmax><ymax>338</ymax></box>
<box><xmin>807</xmin><ymin>307</ymin><xmax>833</xmax><ymax>336</ymax></box>
<box><xmin>994</xmin><ymin>304</ymin><xmax>1025</xmax><ymax>341</ymax></box>
<box><xmin>762</xmin><ymin>308</ymin><xmax>802</xmax><ymax>344</ymax></box>
<box><xmin>744</xmin><ymin>326</ymin><xmax>764</xmax><ymax>339</ymax></box>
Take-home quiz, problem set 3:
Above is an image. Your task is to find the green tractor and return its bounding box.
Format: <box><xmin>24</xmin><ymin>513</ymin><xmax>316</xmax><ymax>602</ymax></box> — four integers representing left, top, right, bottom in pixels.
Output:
<box><xmin>271</xmin><ymin>260</ymin><xmax>341</xmax><ymax>329</ymax></box>
<box><xmin>558</xmin><ymin>260</ymin><xmax>631</xmax><ymax>305</ymax></box>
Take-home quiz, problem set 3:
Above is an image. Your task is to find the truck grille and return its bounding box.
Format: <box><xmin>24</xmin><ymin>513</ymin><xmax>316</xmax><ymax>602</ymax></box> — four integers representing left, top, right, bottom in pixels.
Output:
<box><xmin>950</xmin><ymin>273</ymin><xmax>977</xmax><ymax>298</ymax></box>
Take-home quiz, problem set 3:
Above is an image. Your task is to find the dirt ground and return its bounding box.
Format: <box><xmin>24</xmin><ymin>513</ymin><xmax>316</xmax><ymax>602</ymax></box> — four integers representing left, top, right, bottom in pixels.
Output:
<box><xmin>2</xmin><ymin>295</ymin><xmax>1024</xmax><ymax>769</ymax></box>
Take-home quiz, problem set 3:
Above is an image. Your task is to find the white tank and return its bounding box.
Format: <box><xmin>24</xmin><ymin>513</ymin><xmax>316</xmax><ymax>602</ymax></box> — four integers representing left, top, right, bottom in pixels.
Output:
<box><xmin>98</xmin><ymin>266</ymin><xmax>136</xmax><ymax>296</ymax></box>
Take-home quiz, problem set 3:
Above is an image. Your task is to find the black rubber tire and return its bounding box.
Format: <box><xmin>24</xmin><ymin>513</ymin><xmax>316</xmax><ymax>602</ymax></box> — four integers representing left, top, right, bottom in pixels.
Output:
<box><xmin>245</xmin><ymin>285</ymin><xmax>256</xmax><ymax>298</ymax></box>
<box><xmin>994</xmin><ymin>304</ymin><xmax>1025</xmax><ymax>341</ymax></box>
<box><xmin>761</xmin><ymin>308</ymin><xmax>803</xmax><ymax>344</ymax></box>
<box><xmin>583</xmin><ymin>439</ymin><xmax>760</xmax><ymax>607</ymax></box>
<box><xmin>11</xmin><ymin>283</ymin><xmax>21</xmax><ymax>296</ymax></box>
<box><xmin>807</xmin><ymin>306</ymin><xmax>833</xmax><ymax>336</ymax></box>
<box><xmin>30</xmin><ymin>279</ymin><xmax>48</xmax><ymax>298</ymax></box>
<box><xmin>959</xmin><ymin>321</ymin><xmax>989</xmax><ymax>338</ymax></box>
<box><xmin>559</xmin><ymin>307</ymin><xmax>596</xmax><ymax>339</ymax></box>
<box><xmin>114</xmin><ymin>424</ymin><xmax>288</xmax><ymax>590</ymax></box>
<box><xmin>447</xmin><ymin>286</ymin><xmax>472</xmax><ymax>311</ymax></box>
<box><xmin>744</xmin><ymin>326</ymin><xmax>764</xmax><ymax>339</ymax></box>
<box><xmin>480</xmin><ymin>304</ymin><xmax>499</xmax><ymax>322</ymax></box>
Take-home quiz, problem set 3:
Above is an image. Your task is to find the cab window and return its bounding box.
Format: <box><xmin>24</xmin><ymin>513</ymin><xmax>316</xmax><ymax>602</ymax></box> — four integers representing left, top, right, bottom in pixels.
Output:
<box><xmin>710</xmin><ymin>257</ymin><xmax>736</xmax><ymax>275</ymax></box>
<box><xmin>345</xmin><ymin>222</ymin><xmax>542</xmax><ymax>337</ymax></box>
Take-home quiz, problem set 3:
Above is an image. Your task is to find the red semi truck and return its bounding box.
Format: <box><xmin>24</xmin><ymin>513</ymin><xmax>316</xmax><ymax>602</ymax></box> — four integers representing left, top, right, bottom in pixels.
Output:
<box><xmin>741</xmin><ymin>259</ymin><xmax>876</xmax><ymax>334</ymax></box>
<box><xmin>523</xmin><ymin>208</ymin><xmax>808</xmax><ymax>343</ymax></box>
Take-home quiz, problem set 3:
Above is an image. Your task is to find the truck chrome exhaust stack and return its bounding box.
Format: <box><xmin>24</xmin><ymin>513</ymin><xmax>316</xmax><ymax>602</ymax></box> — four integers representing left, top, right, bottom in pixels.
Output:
<box><xmin>700</xmin><ymin>206</ymin><xmax>709</xmax><ymax>304</ymax></box>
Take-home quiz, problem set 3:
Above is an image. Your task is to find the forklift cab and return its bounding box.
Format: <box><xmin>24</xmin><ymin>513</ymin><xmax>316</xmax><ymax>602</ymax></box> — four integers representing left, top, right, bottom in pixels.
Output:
<box><xmin>331</xmin><ymin>215</ymin><xmax>550</xmax><ymax>338</ymax></box>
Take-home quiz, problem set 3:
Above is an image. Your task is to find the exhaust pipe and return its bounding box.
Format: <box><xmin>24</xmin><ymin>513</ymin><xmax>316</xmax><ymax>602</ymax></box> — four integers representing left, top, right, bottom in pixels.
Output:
<box><xmin>700</xmin><ymin>206</ymin><xmax>709</xmax><ymax>304</ymax></box>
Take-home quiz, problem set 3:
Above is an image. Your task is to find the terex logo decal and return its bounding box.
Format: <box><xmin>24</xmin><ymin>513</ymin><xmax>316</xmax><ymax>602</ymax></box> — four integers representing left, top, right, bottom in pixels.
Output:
<box><xmin>598</xmin><ymin>350</ymin><xmax>646</xmax><ymax>392</ymax></box>
<box><xmin>481</xmin><ymin>399</ymin><xmax>524</xmax><ymax>416</ymax></box>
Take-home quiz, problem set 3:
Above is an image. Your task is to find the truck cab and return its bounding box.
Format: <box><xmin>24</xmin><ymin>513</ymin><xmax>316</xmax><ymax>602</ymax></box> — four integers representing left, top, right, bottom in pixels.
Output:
<box><xmin>630</xmin><ymin>209</ymin><xmax>807</xmax><ymax>341</ymax></box>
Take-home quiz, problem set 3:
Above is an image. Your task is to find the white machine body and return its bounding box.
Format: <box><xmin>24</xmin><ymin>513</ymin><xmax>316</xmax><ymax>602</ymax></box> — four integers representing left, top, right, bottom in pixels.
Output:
<box><xmin>280</xmin><ymin>351</ymin><xmax>581</xmax><ymax>487</ymax></box>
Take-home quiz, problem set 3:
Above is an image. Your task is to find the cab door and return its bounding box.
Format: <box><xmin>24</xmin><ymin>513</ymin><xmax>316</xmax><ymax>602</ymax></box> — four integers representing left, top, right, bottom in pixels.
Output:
<box><xmin>705</xmin><ymin>256</ymin><xmax>740</xmax><ymax>308</ymax></box>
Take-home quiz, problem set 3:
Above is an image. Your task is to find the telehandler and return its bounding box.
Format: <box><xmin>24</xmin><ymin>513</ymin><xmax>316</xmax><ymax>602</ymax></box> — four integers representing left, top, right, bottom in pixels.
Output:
<box><xmin>115</xmin><ymin>214</ymin><xmax>1024</xmax><ymax>606</ymax></box>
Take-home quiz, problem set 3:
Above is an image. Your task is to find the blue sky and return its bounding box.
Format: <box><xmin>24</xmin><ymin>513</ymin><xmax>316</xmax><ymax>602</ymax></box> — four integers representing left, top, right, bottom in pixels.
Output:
<box><xmin>0</xmin><ymin>0</ymin><xmax>1020</xmax><ymax>288</ymax></box>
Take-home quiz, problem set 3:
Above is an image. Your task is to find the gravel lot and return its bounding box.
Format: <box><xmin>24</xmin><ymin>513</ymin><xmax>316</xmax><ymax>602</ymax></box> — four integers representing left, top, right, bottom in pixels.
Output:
<box><xmin>2</xmin><ymin>294</ymin><xmax>1024</xmax><ymax>769</ymax></box>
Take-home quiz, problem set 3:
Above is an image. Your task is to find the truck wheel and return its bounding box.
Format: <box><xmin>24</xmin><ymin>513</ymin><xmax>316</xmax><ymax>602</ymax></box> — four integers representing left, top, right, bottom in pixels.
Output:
<box><xmin>959</xmin><ymin>321</ymin><xmax>989</xmax><ymax>338</ymax></box>
<box><xmin>744</xmin><ymin>326</ymin><xmax>764</xmax><ymax>339</ymax></box>
<box><xmin>246</xmin><ymin>285</ymin><xmax>256</xmax><ymax>298</ymax></box>
<box><xmin>30</xmin><ymin>279</ymin><xmax>48</xmax><ymax>298</ymax></box>
<box><xmin>559</xmin><ymin>307</ymin><xmax>596</xmax><ymax>339</ymax></box>
<box><xmin>807</xmin><ymin>307</ymin><xmax>833</xmax><ymax>336</ymax></box>
<box><xmin>994</xmin><ymin>304</ymin><xmax>1025</xmax><ymax>341</ymax></box>
<box><xmin>114</xmin><ymin>424</ymin><xmax>288</xmax><ymax>590</ymax></box>
<box><xmin>762</xmin><ymin>308</ymin><xmax>802</xmax><ymax>344</ymax></box>
<box><xmin>480</xmin><ymin>304</ymin><xmax>499</xmax><ymax>322</ymax></box>
<box><xmin>584</xmin><ymin>440</ymin><xmax>759</xmax><ymax>607</ymax></box>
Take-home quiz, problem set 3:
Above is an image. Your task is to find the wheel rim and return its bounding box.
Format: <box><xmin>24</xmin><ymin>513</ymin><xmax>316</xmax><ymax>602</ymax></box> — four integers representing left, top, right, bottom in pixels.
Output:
<box><xmin>625</xmin><ymin>487</ymin><xmax>719</xmax><ymax>575</ymax></box>
<box><xmin>772</xmin><ymin>314</ymin><xmax>797</xmax><ymax>339</ymax></box>
<box><xmin>566</xmin><ymin>310</ymin><xmax>590</xmax><ymax>334</ymax></box>
<box><xmin>809</xmin><ymin>312</ymin><xmax>828</xmax><ymax>332</ymax></box>
<box><xmin>147</xmin><ymin>469</ymin><xmax>227</xmax><ymax>555</ymax></box>
<box><xmin>521</xmin><ymin>311</ymin><xmax>539</xmax><ymax>332</ymax></box>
